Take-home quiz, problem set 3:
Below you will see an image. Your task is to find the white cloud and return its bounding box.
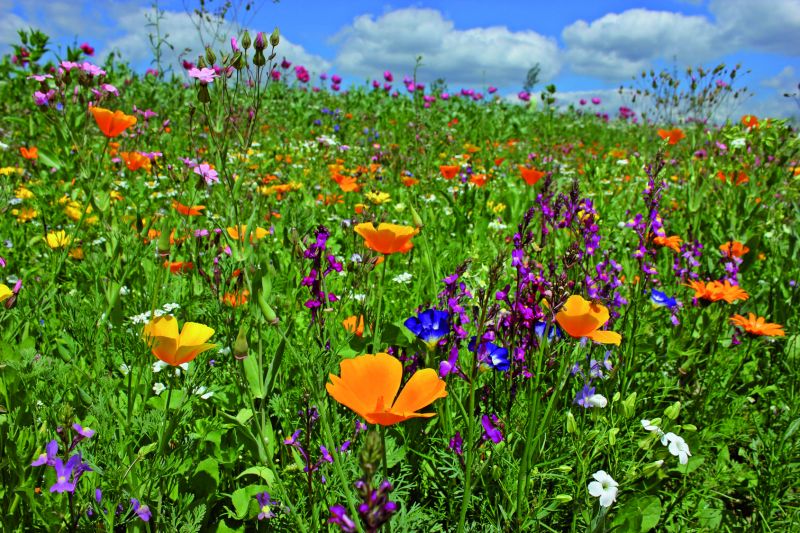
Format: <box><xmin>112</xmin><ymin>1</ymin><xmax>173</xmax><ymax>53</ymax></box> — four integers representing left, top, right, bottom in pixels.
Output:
<box><xmin>562</xmin><ymin>9</ymin><xmax>719</xmax><ymax>80</ymax></box>
<box><xmin>331</xmin><ymin>8</ymin><xmax>560</xmax><ymax>88</ymax></box>
<box><xmin>710</xmin><ymin>0</ymin><xmax>800</xmax><ymax>56</ymax></box>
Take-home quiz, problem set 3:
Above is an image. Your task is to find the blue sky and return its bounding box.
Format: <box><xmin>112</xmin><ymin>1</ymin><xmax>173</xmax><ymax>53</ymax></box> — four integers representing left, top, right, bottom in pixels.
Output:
<box><xmin>4</xmin><ymin>0</ymin><xmax>799</xmax><ymax>119</ymax></box>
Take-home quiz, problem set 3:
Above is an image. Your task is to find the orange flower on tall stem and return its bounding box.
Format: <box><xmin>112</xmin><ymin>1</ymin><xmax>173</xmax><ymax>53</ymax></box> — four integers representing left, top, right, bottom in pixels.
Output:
<box><xmin>519</xmin><ymin>166</ymin><xmax>545</xmax><ymax>186</ymax></box>
<box><xmin>741</xmin><ymin>114</ymin><xmax>759</xmax><ymax>130</ymax></box>
<box><xmin>685</xmin><ymin>280</ymin><xmax>749</xmax><ymax>303</ymax></box>
<box><xmin>342</xmin><ymin>315</ymin><xmax>366</xmax><ymax>337</ymax></box>
<box><xmin>326</xmin><ymin>352</ymin><xmax>447</xmax><ymax>426</ymax></box>
<box><xmin>730</xmin><ymin>313</ymin><xmax>784</xmax><ymax>337</ymax></box>
<box><xmin>20</xmin><ymin>146</ymin><xmax>38</xmax><ymax>160</ymax></box>
<box><xmin>143</xmin><ymin>316</ymin><xmax>216</xmax><ymax>366</ymax></box>
<box><xmin>555</xmin><ymin>295</ymin><xmax>621</xmax><ymax>345</ymax></box>
<box><xmin>719</xmin><ymin>241</ymin><xmax>749</xmax><ymax>258</ymax></box>
<box><xmin>163</xmin><ymin>261</ymin><xmax>193</xmax><ymax>274</ymax></box>
<box><xmin>657</xmin><ymin>128</ymin><xmax>685</xmax><ymax>145</ymax></box>
<box><xmin>226</xmin><ymin>225</ymin><xmax>269</xmax><ymax>242</ymax></box>
<box><xmin>354</xmin><ymin>222</ymin><xmax>419</xmax><ymax>255</ymax></box>
<box><xmin>90</xmin><ymin>106</ymin><xmax>137</xmax><ymax>138</ymax></box>
<box><xmin>120</xmin><ymin>151</ymin><xmax>151</xmax><ymax>172</ymax></box>
<box><xmin>172</xmin><ymin>200</ymin><xmax>205</xmax><ymax>216</ymax></box>
<box><xmin>653</xmin><ymin>235</ymin><xmax>682</xmax><ymax>253</ymax></box>
<box><xmin>439</xmin><ymin>165</ymin><xmax>459</xmax><ymax>180</ymax></box>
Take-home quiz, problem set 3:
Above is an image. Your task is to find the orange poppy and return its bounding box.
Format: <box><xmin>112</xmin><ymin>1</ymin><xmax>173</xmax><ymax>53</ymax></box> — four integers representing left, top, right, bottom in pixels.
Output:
<box><xmin>685</xmin><ymin>280</ymin><xmax>749</xmax><ymax>303</ymax></box>
<box><xmin>317</xmin><ymin>193</ymin><xmax>344</xmax><ymax>205</ymax></box>
<box><xmin>401</xmin><ymin>176</ymin><xmax>419</xmax><ymax>187</ymax></box>
<box><xmin>226</xmin><ymin>225</ymin><xmax>269</xmax><ymax>242</ymax></box>
<box><xmin>222</xmin><ymin>289</ymin><xmax>250</xmax><ymax>307</ymax></box>
<box><xmin>326</xmin><ymin>352</ymin><xmax>447</xmax><ymax>426</ymax></box>
<box><xmin>730</xmin><ymin>313</ymin><xmax>784</xmax><ymax>337</ymax></box>
<box><xmin>172</xmin><ymin>200</ymin><xmax>205</xmax><ymax>216</ymax></box>
<box><xmin>741</xmin><ymin>114</ymin><xmax>759</xmax><ymax>130</ymax></box>
<box><xmin>164</xmin><ymin>261</ymin><xmax>193</xmax><ymax>274</ymax></box>
<box><xmin>719</xmin><ymin>241</ymin><xmax>749</xmax><ymax>258</ymax></box>
<box><xmin>716</xmin><ymin>170</ymin><xmax>749</xmax><ymax>185</ymax></box>
<box><xmin>657</xmin><ymin>128</ymin><xmax>686</xmax><ymax>145</ymax></box>
<box><xmin>108</xmin><ymin>142</ymin><xmax>120</xmax><ymax>157</ymax></box>
<box><xmin>90</xmin><ymin>106</ymin><xmax>137</xmax><ymax>138</ymax></box>
<box><xmin>354</xmin><ymin>222</ymin><xmax>419</xmax><ymax>255</ymax></box>
<box><xmin>470</xmin><ymin>174</ymin><xmax>488</xmax><ymax>187</ymax></box>
<box><xmin>439</xmin><ymin>165</ymin><xmax>459</xmax><ymax>180</ymax></box>
<box><xmin>143</xmin><ymin>316</ymin><xmax>216</xmax><ymax>366</ymax></box>
<box><xmin>342</xmin><ymin>315</ymin><xmax>366</xmax><ymax>337</ymax></box>
<box><xmin>120</xmin><ymin>151</ymin><xmax>151</xmax><ymax>172</ymax></box>
<box><xmin>653</xmin><ymin>235</ymin><xmax>682</xmax><ymax>253</ymax></box>
<box><xmin>494</xmin><ymin>157</ymin><xmax>505</xmax><ymax>166</ymax></box>
<box><xmin>555</xmin><ymin>295</ymin><xmax>621</xmax><ymax>345</ymax></box>
<box><xmin>332</xmin><ymin>173</ymin><xmax>360</xmax><ymax>193</ymax></box>
<box><xmin>20</xmin><ymin>146</ymin><xmax>38</xmax><ymax>160</ymax></box>
<box><xmin>519</xmin><ymin>166</ymin><xmax>545</xmax><ymax>186</ymax></box>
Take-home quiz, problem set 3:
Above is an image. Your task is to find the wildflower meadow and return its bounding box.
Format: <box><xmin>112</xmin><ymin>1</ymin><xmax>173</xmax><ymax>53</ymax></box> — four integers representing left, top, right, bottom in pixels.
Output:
<box><xmin>1</xmin><ymin>22</ymin><xmax>799</xmax><ymax>533</ymax></box>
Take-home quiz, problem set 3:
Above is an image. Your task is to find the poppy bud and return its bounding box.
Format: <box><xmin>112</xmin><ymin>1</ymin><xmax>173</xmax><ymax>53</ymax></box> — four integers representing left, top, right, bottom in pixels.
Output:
<box><xmin>270</xmin><ymin>27</ymin><xmax>280</xmax><ymax>47</ymax></box>
<box><xmin>241</xmin><ymin>30</ymin><xmax>252</xmax><ymax>50</ymax></box>
<box><xmin>157</xmin><ymin>226</ymin><xmax>171</xmax><ymax>259</ymax></box>
<box><xmin>233</xmin><ymin>326</ymin><xmax>249</xmax><ymax>360</ymax></box>
<box><xmin>254</xmin><ymin>32</ymin><xmax>266</xmax><ymax>52</ymax></box>
<box><xmin>205</xmin><ymin>46</ymin><xmax>216</xmax><ymax>65</ymax></box>
<box><xmin>258</xmin><ymin>290</ymin><xmax>279</xmax><ymax>325</ymax></box>
<box><xmin>409</xmin><ymin>203</ymin><xmax>424</xmax><ymax>229</ymax></box>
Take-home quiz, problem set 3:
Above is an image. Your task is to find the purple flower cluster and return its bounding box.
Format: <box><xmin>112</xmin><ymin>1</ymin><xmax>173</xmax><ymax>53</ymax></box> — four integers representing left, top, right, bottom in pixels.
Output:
<box><xmin>626</xmin><ymin>156</ymin><xmax>667</xmax><ymax>284</ymax></box>
<box><xmin>329</xmin><ymin>480</ymin><xmax>398</xmax><ymax>533</ymax></box>
<box><xmin>31</xmin><ymin>423</ymin><xmax>96</xmax><ymax>495</ymax></box>
<box><xmin>672</xmin><ymin>239</ymin><xmax>704</xmax><ymax>282</ymax></box>
<box><xmin>301</xmin><ymin>225</ymin><xmax>342</xmax><ymax>328</ymax></box>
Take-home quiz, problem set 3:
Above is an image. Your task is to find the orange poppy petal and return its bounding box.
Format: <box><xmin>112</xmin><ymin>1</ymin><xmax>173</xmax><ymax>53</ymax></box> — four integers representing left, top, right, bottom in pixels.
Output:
<box><xmin>367</xmin><ymin>411</ymin><xmax>436</xmax><ymax>426</ymax></box>
<box><xmin>586</xmin><ymin>330</ymin><xmax>622</xmax><ymax>346</ymax></box>
<box><xmin>326</xmin><ymin>375</ymin><xmax>374</xmax><ymax>422</ymax></box>
<box><xmin>179</xmin><ymin>322</ymin><xmax>215</xmax><ymax>346</ymax></box>
<box><xmin>339</xmin><ymin>353</ymin><xmax>402</xmax><ymax>412</ymax></box>
<box><xmin>390</xmin><ymin>368</ymin><xmax>447</xmax><ymax>414</ymax></box>
<box><xmin>173</xmin><ymin>342</ymin><xmax>218</xmax><ymax>365</ymax></box>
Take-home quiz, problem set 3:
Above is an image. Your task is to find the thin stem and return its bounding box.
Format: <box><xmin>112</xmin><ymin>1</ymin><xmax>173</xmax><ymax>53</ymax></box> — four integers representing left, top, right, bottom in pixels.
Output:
<box><xmin>371</xmin><ymin>256</ymin><xmax>389</xmax><ymax>352</ymax></box>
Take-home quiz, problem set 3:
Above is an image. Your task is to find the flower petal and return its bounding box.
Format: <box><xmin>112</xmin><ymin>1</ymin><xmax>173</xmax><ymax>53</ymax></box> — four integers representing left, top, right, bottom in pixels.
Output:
<box><xmin>390</xmin><ymin>368</ymin><xmax>447</xmax><ymax>415</ymax></box>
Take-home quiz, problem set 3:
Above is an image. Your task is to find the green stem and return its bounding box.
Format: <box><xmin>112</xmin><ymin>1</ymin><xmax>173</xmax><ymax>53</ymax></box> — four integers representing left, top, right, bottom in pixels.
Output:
<box><xmin>515</xmin><ymin>340</ymin><xmax>547</xmax><ymax>524</ymax></box>
<box><xmin>371</xmin><ymin>256</ymin><xmax>389</xmax><ymax>352</ymax></box>
<box><xmin>158</xmin><ymin>384</ymin><xmax>173</xmax><ymax>455</ymax></box>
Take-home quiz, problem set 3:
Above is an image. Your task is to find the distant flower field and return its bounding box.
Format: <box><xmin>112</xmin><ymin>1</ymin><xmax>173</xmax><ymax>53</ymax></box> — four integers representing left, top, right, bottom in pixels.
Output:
<box><xmin>0</xmin><ymin>28</ymin><xmax>798</xmax><ymax>532</ymax></box>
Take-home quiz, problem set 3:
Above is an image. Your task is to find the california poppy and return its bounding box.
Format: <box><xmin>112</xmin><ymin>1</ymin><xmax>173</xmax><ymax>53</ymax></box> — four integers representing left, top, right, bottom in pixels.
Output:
<box><xmin>332</xmin><ymin>173</ymin><xmax>360</xmax><ymax>193</ymax></box>
<box><xmin>143</xmin><ymin>315</ymin><xmax>216</xmax><ymax>366</ymax></box>
<box><xmin>90</xmin><ymin>107</ymin><xmax>137</xmax><ymax>138</ymax></box>
<box><xmin>401</xmin><ymin>176</ymin><xmax>419</xmax><ymax>187</ymax></box>
<box><xmin>653</xmin><ymin>235</ymin><xmax>682</xmax><ymax>253</ymax></box>
<box><xmin>342</xmin><ymin>315</ymin><xmax>365</xmax><ymax>337</ymax></box>
<box><xmin>20</xmin><ymin>146</ymin><xmax>38</xmax><ymax>160</ymax></box>
<box><xmin>172</xmin><ymin>200</ymin><xmax>205</xmax><ymax>216</ymax></box>
<box><xmin>163</xmin><ymin>261</ymin><xmax>193</xmax><ymax>274</ymax></box>
<box><xmin>519</xmin><ymin>166</ymin><xmax>545</xmax><ymax>186</ymax></box>
<box><xmin>730</xmin><ymin>313</ymin><xmax>784</xmax><ymax>337</ymax></box>
<box><xmin>120</xmin><ymin>151</ymin><xmax>151</xmax><ymax>172</ymax></box>
<box><xmin>555</xmin><ymin>295</ymin><xmax>621</xmax><ymax>345</ymax></box>
<box><xmin>326</xmin><ymin>352</ymin><xmax>447</xmax><ymax>426</ymax></box>
<box><xmin>0</xmin><ymin>284</ymin><xmax>12</xmax><ymax>303</ymax></box>
<box><xmin>741</xmin><ymin>114</ymin><xmax>759</xmax><ymax>130</ymax></box>
<box><xmin>354</xmin><ymin>222</ymin><xmax>419</xmax><ymax>255</ymax></box>
<box><xmin>657</xmin><ymin>128</ymin><xmax>685</xmax><ymax>145</ymax></box>
<box><xmin>470</xmin><ymin>174</ymin><xmax>488</xmax><ymax>187</ymax></box>
<box><xmin>719</xmin><ymin>241</ymin><xmax>749</xmax><ymax>258</ymax></box>
<box><xmin>222</xmin><ymin>290</ymin><xmax>250</xmax><ymax>307</ymax></box>
<box><xmin>439</xmin><ymin>165</ymin><xmax>459</xmax><ymax>180</ymax></box>
<box><xmin>226</xmin><ymin>225</ymin><xmax>269</xmax><ymax>242</ymax></box>
<box><xmin>685</xmin><ymin>280</ymin><xmax>749</xmax><ymax>303</ymax></box>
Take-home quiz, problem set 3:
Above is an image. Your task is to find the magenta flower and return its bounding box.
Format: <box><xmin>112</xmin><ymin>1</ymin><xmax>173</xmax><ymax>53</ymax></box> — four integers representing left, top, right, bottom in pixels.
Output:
<box><xmin>27</xmin><ymin>74</ymin><xmax>53</xmax><ymax>82</ymax></box>
<box><xmin>331</xmin><ymin>74</ymin><xmax>342</xmax><ymax>84</ymax></box>
<box><xmin>383</xmin><ymin>70</ymin><xmax>393</xmax><ymax>82</ymax></box>
<box><xmin>231</xmin><ymin>37</ymin><xmax>239</xmax><ymax>52</ymax></box>
<box><xmin>194</xmin><ymin>162</ymin><xmax>219</xmax><ymax>185</ymax></box>
<box><xmin>60</xmin><ymin>61</ymin><xmax>79</xmax><ymax>72</ymax></box>
<box><xmin>281</xmin><ymin>57</ymin><xmax>292</xmax><ymax>69</ymax></box>
<box><xmin>80</xmin><ymin>62</ymin><xmax>106</xmax><ymax>77</ymax></box>
<box><xmin>518</xmin><ymin>91</ymin><xmax>531</xmax><ymax>102</ymax></box>
<box><xmin>33</xmin><ymin>90</ymin><xmax>55</xmax><ymax>106</ymax></box>
<box><xmin>188</xmin><ymin>67</ymin><xmax>219</xmax><ymax>85</ymax></box>
<box><xmin>579</xmin><ymin>98</ymin><xmax>587</xmax><ymax>105</ymax></box>
<box><xmin>271</xmin><ymin>69</ymin><xmax>281</xmax><ymax>81</ymax></box>
<box><xmin>488</xmin><ymin>86</ymin><xmax>497</xmax><ymax>94</ymax></box>
<box><xmin>591</xmin><ymin>97</ymin><xmax>601</xmax><ymax>105</ymax></box>
<box><xmin>80</xmin><ymin>43</ymin><xmax>95</xmax><ymax>56</ymax></box>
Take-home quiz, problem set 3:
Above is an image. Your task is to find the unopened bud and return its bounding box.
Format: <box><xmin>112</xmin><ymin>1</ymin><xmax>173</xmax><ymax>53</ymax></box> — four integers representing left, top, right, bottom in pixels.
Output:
<box><xmin>254</xmin><ymin>32</ymin><xmax>266</xmax><ymax>52</ymax></box>
<box><xmin>253</xmin><ymin>49</ymin><xmax>266</xmax><ymax>67</ymax></box>
<box><xmin>270</xmin><ymin>27</ymin><xmax>280</xmax><ymax>47</ymax></box>
<box><xmin>205</xmin><ymin>46</ymin><xmax>216</xmax><ymax>65</ymax></box>
<box><xmin>409</xmin><ymin>203</ymin><xmax>424</xmax><ymax>229</ymax></box>
<box><xmin>157</xmin><ymin>227</ymin><xmax>171</xmax><ymax>258</ymax></box>
<box><xmin>232</xmin><ymin>51</ymin><xmax>244</xmax><ymax>70</ymax></box>
<box><xmin>258</xmin><ymin>291</ymin><xmax>279</xmax><ymax>325</ymax></box>
<box><xmin>359</xmin><ymin>430</ymin><xmax>383</xmax><ymax>480</ymax></box>
<box><xmin>197</xmin><ymin>56</ymin><xmax>207</xmax><ymax>69</ymax></box>
<box><xmin>233</xmin><ymin>326</ymin><xmax>249</xmax><ymax>360</ymax></box>
<box><xmin>198</xmin><ymin>83</ymin><xmax>211</xmax><ymax>103</ymax></box>
<box><xmin>241</xmin><ymin>31</ymin><xmax>252</xmax><ymax>50</ymax></box>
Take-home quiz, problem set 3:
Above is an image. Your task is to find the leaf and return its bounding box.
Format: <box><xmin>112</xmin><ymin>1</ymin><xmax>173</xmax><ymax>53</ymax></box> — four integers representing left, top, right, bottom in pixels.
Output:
<box><xmin>194</xmin><ymin>457</ymin><xmax>220</xmax><ymax>486</ymax></box>
<box><xmin>37</xmin><ymin>149</ymin><xmax>63</xmax><ymax>170</ymax></box>
<box><xmin>230</xmin><ymin>487</ymin><xmax>251</xmax><ymax>520</ymax></box>
<box><xmin>235</xmin><ymin>408</ymin><xmax>253</xmax><ymax>426</ymax></box>
<box><xmin>236</xmin><ymin>466</ymin><xmax>275</xmax><ymax>485</ymax></box>
<box><xmin>242</xmin><ymin>355</ymin><xmax>266</xmax><ymax>400</ymax></box>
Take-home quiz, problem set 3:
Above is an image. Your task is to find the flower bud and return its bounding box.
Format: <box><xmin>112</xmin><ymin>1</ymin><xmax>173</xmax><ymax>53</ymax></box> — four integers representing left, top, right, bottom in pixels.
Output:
<box><xmin>409</xmin><ymin>203</ymin><xmax>424</xmax><ymax>229</ymax></box>
<box><xmin>254</xmin><ymin>32</ymin><xmax>266</xmax><ymax>51</ymax></box>
<box><xmin>253</xmin><ymin>49</ymin><xmax>266</xmax><ymax>67</ymax></box>
<box><xmin>196</xmin><ymin>56</ymin><xmax>207</xmax><ymax>69</ymax></box>
<box><xmin>205</xmin><ymin>46</ymin><xmax>216</xmax><ymax>65</ymax></box>
<box><xmin>231</xmin><ymin>51</ymin><xmax>244</xmax><ymax>70</ymax></box>
<box><xmin>241</xmin><ymin>30</ymin><xmax>252</xmax><ymax>50</ymax></box>
<box><xmin>233</xmin><ymin>326</ymin><xmax>249</xmax><ymax>360</ymax></box>
<box><xmin>359</xmin><ymin>430</ymin><xmax>383</xmax><ymax>480</ymax></box>
<box><xmin>270</xmin><ymin>27</ymin><xmax>280</xmax><ymax>47</ymax></box>
<box><xmin>157</xmin><ymin>226</ymin><xmax>171</xmax><ymax>259</ymax></box>
<box><xmin>258</xmin><ymin>290</ymin><xmax>279</xmax><ymax>325</ymax></box>
<box><xmin>198</xmin><ymin>83</ymin><xmax>211</xmax><ymax>103</ymax></box>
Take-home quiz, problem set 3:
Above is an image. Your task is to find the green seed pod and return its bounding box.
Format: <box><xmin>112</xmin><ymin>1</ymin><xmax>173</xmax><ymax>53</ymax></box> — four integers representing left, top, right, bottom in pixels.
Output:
<box><xmin>270</xmin><ymin>27</ymin><xmax>280</xmax><ymax>47</ymax></box>
<box><xmin>241</xmin><ymin>30</ymin><xmax>252</xmax><ymax>50</ymax></box>
<box><xmin>205</xmin><ymin>46</ymin><xmax>216</xmax><ymax>65</ymax></box>
<box><xmin>233</xmin><ymin>326</ymin><xmax>249</xmax><ymax>360</ymax></box>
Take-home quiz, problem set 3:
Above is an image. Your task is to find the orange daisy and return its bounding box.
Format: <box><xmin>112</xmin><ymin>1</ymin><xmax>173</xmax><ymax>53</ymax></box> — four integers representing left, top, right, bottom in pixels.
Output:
<box><xmin>719</xmin><ymin>241</ymin><xmax>749</xmax><ymax>258</ymax></box>
<box><xmin>685</xmin><ymin>280</ymin><xmax>749</xmax><ymax>303</ymax></box>
<box><xmin>730</xmin><ymin>313</ymin><xmax>785</xmax><ymax>337</ymax></box>
<box><xmin>354</xmin><ymin>222</ymin><xmax>419</xmax><ymax>255</ymax></box>
<box><xmin>20</xmin><ymin>146</ymin><xmax>38</xmax><ymax>160</ymax></box>
<box><xmin>90</xmin><ymin>106</ymin><xmax>137</xmax><ymax>138</ymax></box>
<box><xmin>657</xmin><ymin>128</ymin><xmax>686</xmax><ymax>145</ymax></box>
<box><xmin>653</xmin><ymin>235</ymin><xmax>682</xmax><ymax>253</ymax></box>
<box><xmin>172</xmin><ymin>200</ymin><xmax>205</xmax><ymax>216</ymax></box>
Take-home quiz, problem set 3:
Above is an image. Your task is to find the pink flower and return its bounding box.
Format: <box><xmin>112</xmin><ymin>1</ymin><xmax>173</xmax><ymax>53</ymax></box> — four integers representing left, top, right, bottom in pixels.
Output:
<box><xmin>231</xmin><ymin>37</ymin><xmax>239</xmax><ymax>52</ymax></box>
<box><xmin>591</xmin><ymin>97</ymin><xmax>601</xmax><ymax>105</ymax></box>
<box><xmin>193</xmin><ymin>162</ymin><xmax>219</xmax><ymax>185</ymax></box>
<box><xmin>188</xmin><ymin>67</ymin><xmax>219</xmax><ymax>84</ymax></box>
<box><xmin>488</xmin><ymin>86</ymin><xmax>497</xmax><ymax>94</ymax></box>
<box><xmin>579</xmin><ymin>98</ymin><xmax>587</xmax><ymax>105</ymax></box>
<box><xmin>80</xmin><ymin>43</ymin><xmax>94</xmax><ymax>56</ymax></box>
<box><xmin>383</xmin><ymin>70</ymin><xmax>393</xmax><ymax>82</ymax></box>
<box><xmin>33</xmin><ymin>90</ymin><xmax>55</xmax><ymax>106</ymax></box>
<box><xmin>281</xmin><ymin>58</ymin><xmax>292</xmax><ymax>69</ymax></box>
<box><xmin>518</xmin><ymin>91</ymin><xmax>531</xmax><ymax>102</ymax></box>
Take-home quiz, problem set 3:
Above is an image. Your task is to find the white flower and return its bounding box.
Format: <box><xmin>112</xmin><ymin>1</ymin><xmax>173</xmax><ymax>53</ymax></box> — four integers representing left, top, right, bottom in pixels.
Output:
<box><xmin>353</xmin><ymin>293</ymin><xmax>366</xmax><ymax>303</ymax></box>
<box><xmin>663</xmin><ymin>432</ymin><xmax>691</xmax><ymax>464</ymax></box>
<box><xmin>588</xmin><ymin>470</ymin><xmax>618</xmax><ymax>507</ymax></box>
<box><xmin>616</xmin><ymin>159</ymin><xmax>629</xmax><ymax>165</ymax></box>
<box><xmin>392</xmin><ymin>272</ymin><xmax>413</xmax><ymax>284</ymax></box>
<box><xmin>193</xmin><ymin>386</ymin><xmax>214</xmax><ymax>400</ymax></box>
<box><xmin>641</xmin><ymin>419</ymin><xmax>660</xmax><ymax>432</ymax></box>
<box><xmin>162</xmin><ymin>302</ymin><xmax>180</xmax><ymax>312</ymax></box>
<box><xmin>152</xmin><ymin>382</ymin><xmax>166</xmax><ymax>395</ymax></box>
<box><xmin>217</xmin><ymin>346</ymin><xmax>231</xmax><ymax>356</ymax></box>
<box><xmin>730</xmin><ymin>137</ymin><xmax>746</xmax><ymax>148</ymax></box>
<box><xmin>175</xmin><ymin>362</ymin><xmax>190</xmax><ymax>377</ymax></box>
<box><xmin>350</xmin><ymin>253</ymin><xmax>363</xmax><ymax>263</ymax></box>
<box><xmin>152</xmin><ymin>361</ymin><xmax>168</xmax><ymax>373</ymax></box>
<box><xmin>487</xmin><ymin>220</ymin><xmax>508</xmax><ymax>231</ymax></box>
<box><xmin>119</xmin><ymin>364</ymin><xmax>130</xmax><ymax>376</ymax></box>
<box><xmin>588</xmin><ymin>394</ymin><xmax>608</xmax><ymax>408</ymax></box>
<box><xmin>119</xmin><ymin>286</ymin><xmax>130</xmax><ymax>296</ymax></box>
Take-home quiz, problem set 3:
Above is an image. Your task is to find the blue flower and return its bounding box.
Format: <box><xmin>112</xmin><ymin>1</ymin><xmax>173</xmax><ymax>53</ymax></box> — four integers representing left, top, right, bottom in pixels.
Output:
<box><xmin>533</xmin><ymin>321</ymin><xmax>561</xmax><ymax>340</ymax></box>
<box><xmin>650</xmin><ymin>288</ymin><xmax>677</xmax><ymax>309</ymax></box>
<box><xmin>404</xmin><ymin>309</ymin><xmax>450</xmax><ymax>350</ymax></box>
<box><xmin>468</xmin><ymin>337</ymin><xmax>509</xmax><ymax>371</ymax></box>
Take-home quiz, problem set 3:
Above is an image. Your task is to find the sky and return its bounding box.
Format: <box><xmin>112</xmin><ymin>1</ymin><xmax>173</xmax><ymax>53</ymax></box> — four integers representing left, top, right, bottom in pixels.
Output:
<box><xmin>3</xmin><ymin>0</ymin><xmax>799</xmax><ymax>120</ymax></box>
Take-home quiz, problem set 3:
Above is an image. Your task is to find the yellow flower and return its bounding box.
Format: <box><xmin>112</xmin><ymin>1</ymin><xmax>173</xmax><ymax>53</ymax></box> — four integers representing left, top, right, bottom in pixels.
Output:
<box><xmin>14</xmin><ymin>186</ymin><xmax>34</xmax><ymax>199</ymax></box>
<box><xmin>0</xmin><ymin>167</ymin><xmax>23</xmax><ymax>176</ymax></box>
<box><xmin>11</xmin><ymin>206</ymin><xmax>38</xmax><ymax>222</ymax></box>
<box><xmin>143</xmin><ymin>316</ymin><xmax>217</xmax><ymax>366</ymax></box>
<box><xmin>46</xmin><ymin>230</ymin><xmax>72</xmax><ymax>249</ymax></box>
<box><xmin>226</xmin><ymin>225</ymin><xmax>270</xmax><ymax>242</ymax></box>
<box><xmin>0</xmin><ymin>284</ymin><xmax>12</xmax><ymax>303</ymax></box>
<box><xmin>365</xmin><ymin>191</ymin><xmax>391</xmax><ymax>205</ymax></box>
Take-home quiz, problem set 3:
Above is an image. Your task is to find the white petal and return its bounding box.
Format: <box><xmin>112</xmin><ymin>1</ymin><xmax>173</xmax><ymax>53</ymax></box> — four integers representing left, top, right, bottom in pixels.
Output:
<box><xmin>588</xmin><ymin>481</ymin><xmax>604</xmax><ymax>497</ymax></box>
<box><xmin>599</xmin><ymin>487</ymin><xmax>617</xmax><ymax>507</ymax></box>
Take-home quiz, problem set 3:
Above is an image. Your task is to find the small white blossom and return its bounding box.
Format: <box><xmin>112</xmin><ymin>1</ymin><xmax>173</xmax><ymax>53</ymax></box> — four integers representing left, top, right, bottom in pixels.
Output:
<box><xmin>119</xmin><ymin>286</ymin><xmax>130</xmax><ymax>296</ymax></box>
<box><xmin>119</xmin><ymin>364</ymin><xmax>130</xmax><ymax>376</ymax></box>
<box><xmin>641</xmin><ymin>419</ymin><xmax>660</xmax><ymax>432</ymax></box>
<box><xmin>353</xmin><ymin>293</ymin><xmax>366</xmax><ymax>303</ymax></box>
<box><xmin>663</xmin><ymin>432</ymin><xmax>691</xmax><ymax>464</ymax></box>
<box><xmin>193</xmin><ymin>386</ymin><xmax>214</xmax><ymax>400</ymax></box>
<box><xmin>587</xmin><ymin>394</ymin><xmax>608</xmax><ymax>408</ymax></box>
<box><xmin>350</xmin><ymin>253</ymin><xmax>363</xmax><ymax>263</ymax></box>
<box><xmin>392</xmin><ymin>272</ymin><xmax>413</xmax><ymax>284</ymax></box>
<box><xmin>587</xmin><ymin>470</ymin><xmax>618</xmax><ymax>507</ymax></box>
<box><xmin>217</xmin><ymin>346</ymin><xmax>231</xmax><ymax>356</ymax></box>
<box><xmin>487</xmin><ymin>220</ymin><xmax>507</xmax><ymax>231</ymax></box>
<box><xmin>152</xmin><ymin>361</ymin><xmax>168</xmax><ymax>373</ymax></box>
<box><xmin>152</xmin><ymin>382</ymin><xmax>166</xmax><ymax>395</ymax></box>
<box><xmin>730</xmin><ymin>137</ymin><xmax>746</xmax><ymax>148</ymax></box>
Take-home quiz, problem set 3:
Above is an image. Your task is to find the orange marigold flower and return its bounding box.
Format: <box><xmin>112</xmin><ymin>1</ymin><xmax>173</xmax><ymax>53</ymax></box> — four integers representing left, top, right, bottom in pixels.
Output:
<box><xmin>657</xmin><ymin>128</ymin><xmax>686</xmax><ymax>145</ymax></box>
<box><xmin>90</xmin><ymin>106</ymin><xmax>137</xmax><ymax>138</ymax></box>
<box><xmin>519</xmin><ymin>166</ymin><xmax>545</xmax><ymax>186</ymax></box>
<box><xmin>120</xmin><ymin>151</ymin><xmax>151</xmax><ymax>172</ymax></box>
<box><xmin>730</xmin><ymin>313</ymin><xmax>785</xmax><ymax>337</ymax></box>
<box><xmin>354</xmin><ymin>222</ymin><xmax>419</xmax><ymax>255</ymax></box>
<box><xmin>20</xmin><ymin>146</ymin><xmax>38</xmax><ymax>160</ymax></box>
<box><xmin>741</xmin><ymin>114</ymin><xmax>759</xmax><ymax>130</ymax></box>
<box><xmin>326</xmin><ymin>352</ymin><xmax>447</xmax><ymax>426</ymax></box>
<box><xmin>172</xmin><ymin>200</ymin><xmax>205</xmax><ymax>216</ymax></box>
<box><xmin>143</xmin><ymin>316</ymin><xmax>216</xmax><ymax>366</ymax></box>
<box><xmin>719</xmin><ymin>241</ymin><xmax>749</xmax><ymax>258</ymax></box>
<box><xmin>439</xmin><ymin>165</ymin><xmax>459</xmax><ymax>180</ymax></box>
<box><xmin>653</xmin><ymin>235</ymin><xmax>682</xmax><ymax>253</ymax></box>
<box><xmin>555</xmin><ymin>295</ymin><xmax>621</xmax><ymax>345</ymax></box>
<box><xmin>332</xmin><ymin>173</ymin><xmax>360</xmax><ymax>193</ymax></box>
<box><xmin>685</xmin><ymin>280</ymin><xmax>749</xmax><ymax>303</ymax></box>
<box><xmin>342</xmin><ymin>315</ymin><xmax>366</xmax><ymax>337</ymax></box>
